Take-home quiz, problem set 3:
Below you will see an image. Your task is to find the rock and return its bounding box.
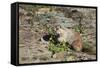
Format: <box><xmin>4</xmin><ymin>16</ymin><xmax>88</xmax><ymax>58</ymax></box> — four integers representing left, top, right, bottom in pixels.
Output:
<box><xmin>53</xmin><ymin>51</ymin><xmax>66</xmax><ymax>61</ymax></box>
<box><xmin>71</xmin><ymin>52</ymin><xmax>96</xmax><ymax>60</ymax></box>
<box><xmin>66</xmin><ymin>55</ymin><xmax>77</xmax><ymax>61</ymax></box>
<box><xmin>19</xmin><ymin>7</ymin><xmax>27</xmax><ymax>15</ymax></box>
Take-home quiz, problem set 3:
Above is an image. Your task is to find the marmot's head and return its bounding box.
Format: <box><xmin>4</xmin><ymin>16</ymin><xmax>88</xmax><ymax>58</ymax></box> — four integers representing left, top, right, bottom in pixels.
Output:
<box><xmin>54</xmin><ymin>26</ymin><xmax>68</xmax><ymax>43</ymax></box>
<box><xmin>54</xmin><ymin>25</ymin><xmax>66</xmax><ymax>37</ymax></box>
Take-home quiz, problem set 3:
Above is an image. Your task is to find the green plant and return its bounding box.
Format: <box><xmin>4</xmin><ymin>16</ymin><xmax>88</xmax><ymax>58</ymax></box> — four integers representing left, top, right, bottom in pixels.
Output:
<box><xmin>46</xmin><ymin>27</ymin><xmax>71</xmax><ymax>54</ymax></box>
<box><xmin>74</xmin><ymin>25</ymin><xmax>80</xmax><ymax>33</ymax></box>
<box><xmin>74</xmin><ymin>25</ymin><xmax>85</xmax><ymax>33</ymax></box>
<box><xmin>48</xmin><ymin>40</ymin><xmax>71</xmax><ymax>53</ymax></box>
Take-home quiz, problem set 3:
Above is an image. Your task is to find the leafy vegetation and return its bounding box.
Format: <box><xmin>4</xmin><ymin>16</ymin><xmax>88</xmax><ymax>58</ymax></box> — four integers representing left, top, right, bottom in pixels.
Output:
<box><xmin>73</xmin><ymin>25</ymin><xmax>85</xmax><ymax>33</ymax></box>
<box><xmin>46</xmin><ymin>26</ymin><xmax>71</xmax><ymax>54</ymax></box>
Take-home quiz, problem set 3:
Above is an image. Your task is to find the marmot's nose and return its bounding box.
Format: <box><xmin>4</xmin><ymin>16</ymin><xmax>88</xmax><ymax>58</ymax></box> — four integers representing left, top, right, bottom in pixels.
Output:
<box><xmin>56</xmin><ymin>34</ymin><xmax>60</xmax><ymax>38</ymax></box>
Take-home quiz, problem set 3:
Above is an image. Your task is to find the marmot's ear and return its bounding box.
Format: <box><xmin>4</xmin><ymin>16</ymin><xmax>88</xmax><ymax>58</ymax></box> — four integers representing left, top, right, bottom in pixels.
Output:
<box><xmin>56</xmin><ymin>25</ymin><xmax>61</xmax><ymax>29</ymax></box>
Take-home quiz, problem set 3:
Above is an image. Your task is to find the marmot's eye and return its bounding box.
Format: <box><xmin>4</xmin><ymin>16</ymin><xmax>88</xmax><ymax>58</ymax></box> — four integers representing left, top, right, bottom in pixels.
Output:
<box><xmin>56</xmin><ymin>28</ymin><xmax>59</xmax><ymax>30</ymax></box>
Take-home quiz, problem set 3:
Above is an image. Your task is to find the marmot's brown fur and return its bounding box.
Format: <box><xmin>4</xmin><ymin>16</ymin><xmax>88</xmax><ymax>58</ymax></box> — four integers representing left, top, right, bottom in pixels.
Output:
<box><xmin>55</xmin><ymin>26</ymin><xmax>83</xmax><ymax>51</ymax></box>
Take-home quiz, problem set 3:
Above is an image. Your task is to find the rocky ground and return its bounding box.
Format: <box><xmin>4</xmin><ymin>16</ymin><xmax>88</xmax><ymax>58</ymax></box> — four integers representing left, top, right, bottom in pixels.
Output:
<box><xmin>19</xmin><ymin>4</ymin><xmax>96</xmax><ymax>64</ymax></box>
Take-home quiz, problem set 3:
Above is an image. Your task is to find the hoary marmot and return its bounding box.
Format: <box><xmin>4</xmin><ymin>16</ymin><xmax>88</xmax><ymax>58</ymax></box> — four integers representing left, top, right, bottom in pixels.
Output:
<box><xmin>55</xmin><ymin>26</ymin><xmax>83</xmax><ymax>51</ymax></box>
